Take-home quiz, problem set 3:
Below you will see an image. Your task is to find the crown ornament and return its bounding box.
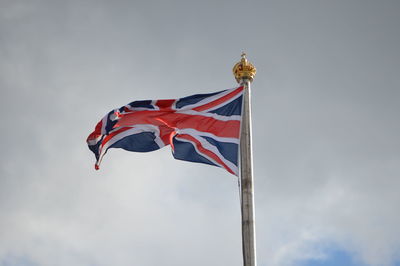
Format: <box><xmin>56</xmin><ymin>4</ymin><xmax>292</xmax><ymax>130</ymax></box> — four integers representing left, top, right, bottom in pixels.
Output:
<box><xmin>233</xmin><ymin>52</ymin><xmax>256</xmax><ymax>83</ymax></box>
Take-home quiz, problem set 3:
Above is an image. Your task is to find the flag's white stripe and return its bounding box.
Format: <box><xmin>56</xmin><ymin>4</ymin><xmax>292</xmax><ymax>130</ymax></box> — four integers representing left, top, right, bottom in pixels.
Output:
<box><xmin>100</xmin><ymin>115</ymin><xmax>108</xmax><ymax>135</ymax></box>
<box><xmin>151</xmin><ymin>100</ymin><xmax>159</xmax><ymax>110</ymax></box>
<box><xmin>97</xmin><ymin>125</ymin><xmax>164</xmax><ymax>167</ymax></box>
<box><xmin>87</xmin><ymin>136</ymin><xmax>102</xmax><ymax>146</ymax></box>
<box><xmin>178</xmin><ymin>87</ymin><xmax>238</xmax><ymax>110</ymax></box>
<box><xmin>172</xmin><ymin>100</ymin><xmax>179</xmax><ymax>110</ymax></box>
<box><xmin>176</xmin><ymin>110</ymin><xmax>241</xmax><ymax>121</ymax></box>
<box><xmin>177</xmin><ymin>128</ymin><xmax>239</xmax><ymax>144</ymax></box>
<box><xmin>201</xmin><ymin>90</ymin><xmax>243</xmax><ymax>113</ymax></box>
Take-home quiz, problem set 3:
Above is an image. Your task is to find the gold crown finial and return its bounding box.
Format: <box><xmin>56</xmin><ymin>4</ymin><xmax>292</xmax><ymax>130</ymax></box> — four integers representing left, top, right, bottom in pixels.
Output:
<box><xmin>233</xmin><ymin>52</ymin><xmax>256</xmax><ymax>83</ymax></box>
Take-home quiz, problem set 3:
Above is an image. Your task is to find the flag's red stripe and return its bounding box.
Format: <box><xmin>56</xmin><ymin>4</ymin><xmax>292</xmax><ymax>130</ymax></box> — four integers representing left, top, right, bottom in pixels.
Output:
<box><xmin>193</xmin><ymin>86</ymin><xmax>243</xmax><ymax>112</ymax></box>
<box><xmin>155</xmin><ymin>99</ymin><xmax>175</xmax><ymax>111</ymax></box>
<box><xmin>173</xmin><ymin>114</ymin><xmax>240</xmax><ymax>138</ymax></box>
<box><xmin>177</xmin><ymin>134</ymin><xmax>235</xmax><ymax>175</ymax></box>
<box><xmin>87</xmin><ymin>120</ymin><xmax>103</xmax><ymax>142</ymax></box>
<box><xmin>158</xmin><ymin>125</ymin><xmax>175</xmax><ymax>145</ymax></box>
<box><xmin>116</xmin><ymin>111</ymin><xmax>240</xmax><ymax>138</ymax></box>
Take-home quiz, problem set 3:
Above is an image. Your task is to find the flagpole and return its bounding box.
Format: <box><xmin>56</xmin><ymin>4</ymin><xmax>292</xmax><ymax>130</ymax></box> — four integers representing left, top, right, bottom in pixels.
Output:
<box><xmin>233</xmin><ymin>53</ymin><xmax>257</xmax><ymax>266</ymax></box>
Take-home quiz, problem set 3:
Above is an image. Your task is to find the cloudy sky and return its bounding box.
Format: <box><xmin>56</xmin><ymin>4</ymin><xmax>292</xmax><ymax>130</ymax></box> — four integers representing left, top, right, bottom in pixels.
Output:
<box><xmin>1</xmin><ymin>0</ymin><xmax>399</xmax><ymax>266</ymax></box>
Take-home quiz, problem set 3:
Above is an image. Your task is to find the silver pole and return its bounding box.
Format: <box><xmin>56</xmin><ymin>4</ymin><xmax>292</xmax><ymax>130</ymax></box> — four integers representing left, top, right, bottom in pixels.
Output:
<box><xmin>240</xmin><ymin>79</ymin><xmax>257</xmax><ymax>266</ymax></box>
<box><xmin>233</xmin><ymin>53</ymin><xmax>257</xmax><ymax>266</ymax></box>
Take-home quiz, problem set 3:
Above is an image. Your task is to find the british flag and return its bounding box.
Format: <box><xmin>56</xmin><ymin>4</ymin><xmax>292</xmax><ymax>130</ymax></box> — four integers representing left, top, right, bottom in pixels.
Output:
<box><xmin>87</xmin><ymin>86</ymin><xmax>243</xmax><ymax>176</ymax></box>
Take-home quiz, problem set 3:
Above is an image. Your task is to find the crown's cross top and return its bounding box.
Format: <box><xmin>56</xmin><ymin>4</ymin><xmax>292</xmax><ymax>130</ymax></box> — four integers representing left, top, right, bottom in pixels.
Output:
<box><xmin>233</xmin><ymin>52</ymin><xmax>256</xmax><ymax>84</ymax></box>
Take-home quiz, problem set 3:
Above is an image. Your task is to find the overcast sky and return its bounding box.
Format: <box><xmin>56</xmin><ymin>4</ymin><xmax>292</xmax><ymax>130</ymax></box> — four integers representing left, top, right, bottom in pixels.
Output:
<box><xmin>1</xmin><ymin>0</ymin><xmax>399</xmax><ymax>266</ymax></box>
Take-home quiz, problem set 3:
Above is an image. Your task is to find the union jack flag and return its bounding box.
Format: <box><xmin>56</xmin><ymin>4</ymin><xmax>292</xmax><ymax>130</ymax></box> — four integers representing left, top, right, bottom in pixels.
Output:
<box><xmin>87</xmin><ymin>86</ymin><xmax>243</xmax><ymax>175</ymax></box>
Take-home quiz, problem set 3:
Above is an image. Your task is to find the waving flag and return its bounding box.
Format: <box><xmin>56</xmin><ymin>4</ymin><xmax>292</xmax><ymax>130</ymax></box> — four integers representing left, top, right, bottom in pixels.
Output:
<box><xmin>87</xmin><ymin>86</ymin><xmax>243</xmax><ymax>175</ymax></box>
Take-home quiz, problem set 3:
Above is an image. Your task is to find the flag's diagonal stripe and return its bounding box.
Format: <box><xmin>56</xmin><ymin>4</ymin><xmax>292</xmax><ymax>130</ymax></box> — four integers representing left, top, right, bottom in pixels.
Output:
<box><xmin>175</xmin><ymin>134</ymin><xmax>237</xmax><ymax>175</ymax></box>
<box><xmin>193</xmin><ymin>135</ymin><xmax>239</xmax><ymax>175</ymax></box>
<box><xmin>192</xmin><ymin>87</ymin><xmax>243</xmax><ymax>112</ymax></box>
<box><xmin>177</xmin><ymin>87</ymin><xmax>242</xmax><ymax>111</ymax></box>
<box><xmin>200</xmin><ymin>90</ymin><xmax>243</xmax><ymax>113</ymax></box>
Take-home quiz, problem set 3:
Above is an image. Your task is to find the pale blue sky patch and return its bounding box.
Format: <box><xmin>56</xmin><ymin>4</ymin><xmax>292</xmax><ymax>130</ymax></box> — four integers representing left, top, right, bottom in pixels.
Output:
<box><xmin>299</xmin><ymin>247</ymin><xmax>367</xmax><ymax>266</ymax></box>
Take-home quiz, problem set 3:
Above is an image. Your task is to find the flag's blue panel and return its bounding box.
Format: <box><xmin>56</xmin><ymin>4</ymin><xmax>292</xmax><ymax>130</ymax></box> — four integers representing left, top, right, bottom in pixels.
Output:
<box><xmin>127</xmin><ymin>100</ymin><xmax>155</xmax><ymax>109</ymax></box>
<box><xmin>110</xmin><ymin>132</ymin><xmax>160</xmax><ymax>152</ymax></box>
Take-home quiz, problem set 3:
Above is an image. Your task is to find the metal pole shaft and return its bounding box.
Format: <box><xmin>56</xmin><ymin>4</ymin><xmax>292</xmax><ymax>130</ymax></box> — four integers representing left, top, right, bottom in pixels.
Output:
<box><xmin>240</xmin><ymin>79</ymin><xmax>257</xmax><ymax>266</ymax></box>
